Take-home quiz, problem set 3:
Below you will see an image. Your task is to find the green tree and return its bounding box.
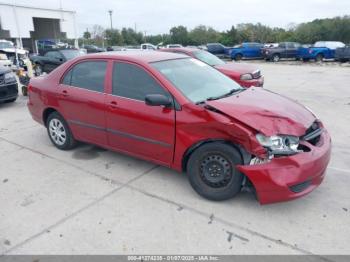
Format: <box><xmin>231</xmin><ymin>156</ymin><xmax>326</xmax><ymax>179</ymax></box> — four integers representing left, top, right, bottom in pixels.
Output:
<box><xmin>220</xmin><ymin>26</ymin><xmax>238</xmax><ymax>46</ymax></box>
<box><xmin>189</xmin><ymin>25</ymin><xmax>220</xmax><ymax>45</ymax></box>
<box><xmin>105</xmin><ymin>29</ymin><xmax>123</xmax><ymax>46</ymax></box>
<box><xmin>170</xmin><ymin>26</ymin><xmax>189</xmax><ymax>45</ymax></box>
<box><xmin>83</xmin><ymin>30</ymin><xmax>91</xmax><ymax>40</ymax></box>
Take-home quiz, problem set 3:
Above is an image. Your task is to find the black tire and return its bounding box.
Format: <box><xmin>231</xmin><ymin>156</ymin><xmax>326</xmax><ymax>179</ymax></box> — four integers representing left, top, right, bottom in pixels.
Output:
<box><xmin>46</xmin><ymin>111</ymin><xmax>77</xmax><ymax>150</ymax></box>
<box><xmin>5</xmin><ymin>98</ymin><xmax>17</xmax><ymax>103</ymax></box>
<box><xmin>272</xmin><ymin>54</ymin><xmax>280</xmax><ymax>62</ymax></box>
<box><xmin>303</xmin><ymin>58</ymin><xmax>310</xmax><ymax>62</ymax></box>
<box><xmin>186</xmin><ymin>142</ymin><xmax>244</xmax><ymax>201</ymax></box>
<box><xmin>234</xmin><ymin>54</ymin><xmax>243</xmax><ymax>61</ymax></box>
<box><xmin>315</xmin><ymin>53</ymin><xmax>324</xmax><ymax>62</ymax></box>
<box><xmin>34</xmin><ymin>64</ymin><xmax>43</xmax><ymax>76</ymax></box>
<box><xmin>22</xmin><ymin>86</ymin><xmax>28</xmax><ymax>96</ymax></box>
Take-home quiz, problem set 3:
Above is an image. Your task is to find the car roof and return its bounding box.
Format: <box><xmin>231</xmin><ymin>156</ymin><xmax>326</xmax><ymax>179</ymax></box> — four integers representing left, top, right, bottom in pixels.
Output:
<box><xmin>161</xmin><ymin>47</ymin><xmax>199</xmax><ymax>54</ymax></box>
<box><xmin>79</xmin><ymin>50</ymin><xmax>189</xmax><ymax>63</ymax></box>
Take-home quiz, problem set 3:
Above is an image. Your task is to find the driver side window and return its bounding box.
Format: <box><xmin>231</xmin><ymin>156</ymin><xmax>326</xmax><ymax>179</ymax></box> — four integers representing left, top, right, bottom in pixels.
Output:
<box><xmin>112</xmin><ymin>62</ymin><xmax>169</xmax><ymax>101</ymax></box>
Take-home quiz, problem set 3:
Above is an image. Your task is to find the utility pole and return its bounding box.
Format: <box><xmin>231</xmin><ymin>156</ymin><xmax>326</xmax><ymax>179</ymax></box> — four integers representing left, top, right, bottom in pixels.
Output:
<box><xmin>108</xmin><ymin>10</ymin><xmax>113</xmax><ymax>30</ymax></box>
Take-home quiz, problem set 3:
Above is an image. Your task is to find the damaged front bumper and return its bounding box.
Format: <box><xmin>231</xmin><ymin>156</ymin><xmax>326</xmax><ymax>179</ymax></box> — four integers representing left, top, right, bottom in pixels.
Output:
<box><xmin>237</xmin><ymin>129</ymin><xmax>331</xmax><ymax>204</ymax></box>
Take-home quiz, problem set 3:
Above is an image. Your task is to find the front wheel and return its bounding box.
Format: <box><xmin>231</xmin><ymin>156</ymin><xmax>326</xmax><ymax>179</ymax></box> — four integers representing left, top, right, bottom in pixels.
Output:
<box><xmin>22</xmin><ymin>86</ymin><xmax>28</xmax><ymax>96</ymax></box>
<box><xmin>34</xmin><ymin>64</ymin><xmax>43</xmax><ymax>76</ymax></box>
<box><xmin>187</xmin><ymin>142</ymin><xmax>244</xmax><ymax>201</ymax></box>
<box><xmin>46</xmin><ymin>112</ymin><xmax>77</xmax><ymax>150</ymax></box>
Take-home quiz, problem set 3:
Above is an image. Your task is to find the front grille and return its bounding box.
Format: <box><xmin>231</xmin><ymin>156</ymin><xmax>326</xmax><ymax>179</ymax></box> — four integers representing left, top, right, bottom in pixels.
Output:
<box><xmin>252</xmin><ymin>70</ymin><xmax>261</xmax><ymax>79</ymax></box>
<box><xmin>289</xmin><ymin>180</ymin><xmax>312</xmax><ymax>193</ymax></box>
<box><xmin>301</xmin><ymin>121</ymin><xmax>322</xmax><ymax>146</ymax></box>
<box><xmin>0</xmin><ymin>83</ymin><xmax>18</xmax><ymax>98</ymax></box>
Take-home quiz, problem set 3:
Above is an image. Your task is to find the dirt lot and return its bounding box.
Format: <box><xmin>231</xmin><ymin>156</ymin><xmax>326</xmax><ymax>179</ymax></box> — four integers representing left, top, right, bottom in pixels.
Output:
<box><xmin>0</xmin><ymin>62</ymin><xmax>349</xmax><ymax>255</ymax></box>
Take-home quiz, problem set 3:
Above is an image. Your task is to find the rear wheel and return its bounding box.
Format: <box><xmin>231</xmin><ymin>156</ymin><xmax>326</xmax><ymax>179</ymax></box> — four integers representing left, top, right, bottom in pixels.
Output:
<box><xmin>187</xmin><ymin>142</ymin><xmax>244</xmax><ymax>201</ymax></box>
<box><xmin>234</xmin><ymin>54</ymin><xmax>243</xmax><ymax>61</ymax></box>
<box><xmin>46</xmin><ymin>112</ymin><xmax>77</xmax><ymax>150</ymax></box>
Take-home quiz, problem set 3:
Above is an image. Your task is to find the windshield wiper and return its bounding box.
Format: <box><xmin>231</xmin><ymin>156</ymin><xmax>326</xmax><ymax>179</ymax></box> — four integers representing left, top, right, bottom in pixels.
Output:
<box><xmin>206</xmin><ymin>88</ymin><xmax>243</xmax><ymax>101</ymax></box>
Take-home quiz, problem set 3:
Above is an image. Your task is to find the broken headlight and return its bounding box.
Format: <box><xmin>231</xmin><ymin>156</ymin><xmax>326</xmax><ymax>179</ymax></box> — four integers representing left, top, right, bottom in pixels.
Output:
<box><xmin>256</xmin><ymin>134</ymin><xmax>300</xmax><ymax>155</ymax></box>
<box><xmin>240</xmin><ymin>73</ymin><xmax>253</xmax><ymax>80</ymax></box>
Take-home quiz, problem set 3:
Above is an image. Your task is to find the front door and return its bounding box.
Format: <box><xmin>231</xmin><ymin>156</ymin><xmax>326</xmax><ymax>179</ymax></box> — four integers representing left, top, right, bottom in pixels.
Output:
<box><xmin>105</xmin><ymin>61</ymin><xmax>175</xmax><ymax>165</ymax></box>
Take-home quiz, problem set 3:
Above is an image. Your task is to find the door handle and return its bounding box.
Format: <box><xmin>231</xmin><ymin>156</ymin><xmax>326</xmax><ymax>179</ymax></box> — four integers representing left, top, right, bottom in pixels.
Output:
<box><xmin>109</xmin><ymin>101</ymin><xmax>118</xmax><ymax>109</ymax></box>
<box><xmin>61</xmin><ymin>90</ymin><xmax>69</xmax><ymax>97</ymax></box>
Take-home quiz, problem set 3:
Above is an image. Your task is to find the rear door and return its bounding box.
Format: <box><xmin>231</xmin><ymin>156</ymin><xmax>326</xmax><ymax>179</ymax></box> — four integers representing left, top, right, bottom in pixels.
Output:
<box><xmin>278</xmin><ymin>43</ymin><xmax>288</xmax><ymax>58</ymax></box>
<box><xmin>105</xmin><ymin>61</ymin><xmax>175</xmax><ymax>165</ymax></box>
<box><xmin>286</xmin><ymin>43</ymin><xmax>299</xmax><ymax>58</ymax></box>
<box><xmin>58</xmin><ymin>60</ymin><xmax>108</xmax><ymax>145</ymax></box>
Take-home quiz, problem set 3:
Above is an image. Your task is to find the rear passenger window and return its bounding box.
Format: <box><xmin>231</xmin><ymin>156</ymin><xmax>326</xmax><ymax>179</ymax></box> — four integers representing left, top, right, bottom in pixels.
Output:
<box><xmin>112</xmin><ymin>62</ymin><xmax>168</xmax><ymax>101</ymax></box>
<box><xmin>68</xmin><ymin>61</ymin><xmax>107</xmax><ymax>92</ymax></box>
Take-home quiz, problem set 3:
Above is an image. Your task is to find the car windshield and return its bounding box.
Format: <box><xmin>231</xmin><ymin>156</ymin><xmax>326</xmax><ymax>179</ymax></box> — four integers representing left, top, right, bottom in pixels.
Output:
<box><xmin>193</xmin><ymin>50</ymin><xmax>225</xmax><ymax>66</ymax></box>
<box><xmin>60</xmin><ymin>50</ymin><xmax>82</xmax><ymax>60</ymax></box>
<box><xmin>152</xmin><ymin>58</ymin><xmax>243</xmax><ymax>104</ymax></box>
<box><xmin>0</xmin><ymin>41</ymin><xmax>14</xmax><ymax>49</ymax></box>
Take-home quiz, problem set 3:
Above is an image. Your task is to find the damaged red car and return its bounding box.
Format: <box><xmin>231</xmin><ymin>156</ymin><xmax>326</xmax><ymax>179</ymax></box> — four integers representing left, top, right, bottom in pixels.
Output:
<box><xmin>27</xmin><ymin>52</ymin><xmax>331</xmax><ymax>204</ymax></box>
<box><xmin>160</xmin><ymin>47</ymin><xmax>264</xmax><ymax>88</ymax></box>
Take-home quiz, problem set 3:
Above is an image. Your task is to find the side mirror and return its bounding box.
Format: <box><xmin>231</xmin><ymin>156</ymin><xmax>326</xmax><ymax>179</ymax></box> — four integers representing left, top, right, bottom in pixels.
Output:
<box><xmin>145</xmin><ymin>94</ymin><xmax>172</xmax><ymax>107</ymax></box>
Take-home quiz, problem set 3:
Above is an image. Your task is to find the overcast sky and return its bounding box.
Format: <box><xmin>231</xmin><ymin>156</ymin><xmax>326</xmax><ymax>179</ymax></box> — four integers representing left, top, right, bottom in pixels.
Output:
<box><xmin>4</xmin><ymin>0</ymin><xmax>350</xmax><ymax>35</ymax></box>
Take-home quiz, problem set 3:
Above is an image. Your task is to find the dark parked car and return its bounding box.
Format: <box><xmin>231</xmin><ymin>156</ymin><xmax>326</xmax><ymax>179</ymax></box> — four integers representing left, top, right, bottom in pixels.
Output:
<box><xmin>31</xmin><ymin>49</ymin><xmax>85</xmax><ymax>75</ymax></box>
<box><xmin>27</xmin><ymin>52</ymin><xmax>331</xmax><ymax>204</ymax></box>
<box><xmin>83</xmin><ymin>45</ymin><xmax>106</xmax><ymax>53</ymax></box>
<box><xmin>0</xmin><ymin>66</ymin><xmax>18</xmax><ymax>103</ymax></box>
<box><xmin>262</xmin><ymin>42</ymin><xmax>301</xmax><ymax>62</ymax></box>
<box><xmin>206</xmin><ymin>43</ymin><xmax>231</xmax><ymax>58</ymax></box>
<box><xmin>335</xmin><ymin>46</ymin><xmax>350</xmax><ymax>62</ymax></box>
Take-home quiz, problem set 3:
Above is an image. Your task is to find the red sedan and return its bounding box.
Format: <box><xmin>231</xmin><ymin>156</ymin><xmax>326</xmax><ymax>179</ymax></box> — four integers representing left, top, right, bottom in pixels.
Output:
<box><xmin>27</xmin><ymin>52</ymin><xmax>331</xmax><ymax>204</ymax></box>
<box><xmin>160</xmin><ymin>47</ymin><xmax>264</xmax><ymax>88</ymax></box>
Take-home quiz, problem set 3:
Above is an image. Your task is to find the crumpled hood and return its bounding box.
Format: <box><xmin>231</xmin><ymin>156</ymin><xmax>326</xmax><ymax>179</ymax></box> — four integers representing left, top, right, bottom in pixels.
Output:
<box><xmin>214</xmin><ymin>62</ymin><xmax>258</xmax><ymax>75</ymax></box>
<box><xmin>206</xmin><ymin>87</ymin><xmax>316</xmax><ymax>136</ymax></box>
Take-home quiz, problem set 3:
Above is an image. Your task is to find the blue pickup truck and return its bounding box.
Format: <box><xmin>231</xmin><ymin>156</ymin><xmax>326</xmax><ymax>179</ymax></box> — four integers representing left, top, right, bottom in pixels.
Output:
<box><xmin>230</xmin><ymin>42</ymin><xmax>264</xmax><ymax>61</ymax></box>
<box><xmin>297</xmin><ymin>41</ymin><xmax>345</xmax><ymax>61</ymax></box>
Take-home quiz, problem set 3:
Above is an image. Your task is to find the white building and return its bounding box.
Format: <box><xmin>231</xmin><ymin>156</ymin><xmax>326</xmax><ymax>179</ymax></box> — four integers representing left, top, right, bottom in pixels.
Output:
<box><xmin>0</xmin><ymin>2</ymin><xmax>78</xmax><ymax>52</ymax></box>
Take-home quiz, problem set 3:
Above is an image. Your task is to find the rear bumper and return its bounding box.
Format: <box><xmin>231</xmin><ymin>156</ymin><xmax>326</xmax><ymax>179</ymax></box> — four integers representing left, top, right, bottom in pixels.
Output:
<box><xmin>0</xmin><ymin>82</ymin><xmax>18</xmax><ymax>102</ymax></box>
<box><xmin>237</xmin><ymin>130</ymin><xmax>331</xmax><ymax>204</ymax></box>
